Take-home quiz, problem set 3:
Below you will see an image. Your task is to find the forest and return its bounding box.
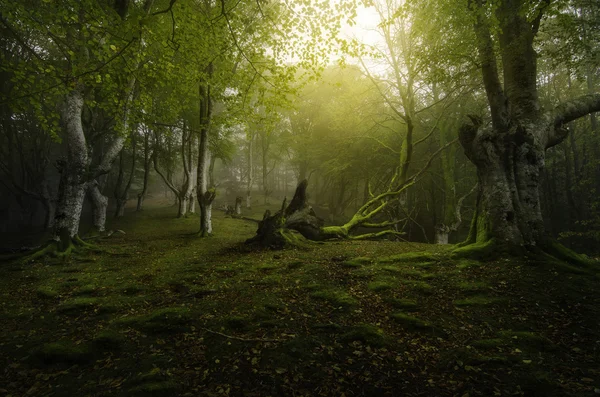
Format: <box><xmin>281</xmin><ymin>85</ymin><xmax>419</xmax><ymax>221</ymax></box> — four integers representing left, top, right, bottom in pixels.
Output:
<box><xmin>0</xmin><ymin>0</ymin><xmax>599</xmax><ymax>395</ymax></box>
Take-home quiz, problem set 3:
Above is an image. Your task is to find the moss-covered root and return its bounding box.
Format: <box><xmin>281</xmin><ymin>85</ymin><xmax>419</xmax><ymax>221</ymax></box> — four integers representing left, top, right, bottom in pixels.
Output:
<box><xmin>537</xmin><ymin>240</ymin><xmax>596</xmax><ymax>268</ymax></box>
<box><xmin>19</xmin><ymin>235</ymin><xmax>99</xmax><ymax>263</ymax></box>
<box><xmin>452</xmin><ymin>238</ymin><xmax>531</xmax><ymax>261</ymax></box>
<box><xmin>453</xmin><ymin>238</ymin><xmax>597</xmax><ymax>268</ymax></box>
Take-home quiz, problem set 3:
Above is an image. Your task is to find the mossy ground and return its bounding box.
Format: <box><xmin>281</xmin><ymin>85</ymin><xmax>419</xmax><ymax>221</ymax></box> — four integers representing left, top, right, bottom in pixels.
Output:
<box><xmin>1</xmin><ymin>199</ymin><xmax>599</xmax><ymax>396</ymax></box>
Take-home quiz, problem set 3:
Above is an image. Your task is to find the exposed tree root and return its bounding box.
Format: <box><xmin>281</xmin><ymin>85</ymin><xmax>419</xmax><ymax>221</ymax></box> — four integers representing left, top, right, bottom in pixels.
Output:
<box><xmin>452</xmin><ymin>238</ymin><xmax>598</xmax><ymax>270</ymax></box>
<box><xmin>18</xmin><ymin>234</ymin><xmax>102</xmax><ymax>264</ymax></box>
<box><xmin>349</xmin><ymin>230</ymin><xmax>406</xmax><ymax>240</ymax></box>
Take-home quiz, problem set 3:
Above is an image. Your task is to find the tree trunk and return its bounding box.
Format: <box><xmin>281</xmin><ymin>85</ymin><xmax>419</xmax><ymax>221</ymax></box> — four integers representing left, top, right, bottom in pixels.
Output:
<box><xmin>53</xmin><ymin>87</ymin><xmax>88</xmax><ymax>244</ymax></box>
<box><xmin>137</xmin><ymin>129</ymin><xmax>151</xmax><ymax>211</ymax></box>
<box><xmin>455</xmin><ymin>0</ymin><xmax>600</xmax><ymax>260</ymax></box>
<box><xmin>197</xmin><ymin>64</ymin><xmax>215</xmax><ymax>236</ymax></box>
<box><xmin>87</xmin><ymin>181</ymin><xmax>108</xmax><ymax>233</ymax></box>
<box><xmin>458</xmin><ymin>122</ymin><xmax>546</xmax><ymax>253</ymax></box>
<box><xmin>235</xmin><ymin>196</ymin><xmax>242</xmax><ymax>215</ymax></box>
<box><xmin>246</xmin><ymin>133</ymin><xmax>253</xmax><ymax>209</ymax></box>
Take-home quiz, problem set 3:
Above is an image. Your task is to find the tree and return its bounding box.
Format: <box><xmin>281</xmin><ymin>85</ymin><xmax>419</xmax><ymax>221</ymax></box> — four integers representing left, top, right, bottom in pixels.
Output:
<box><xmin>450</xmin><ymin>0</ymin><xmax>600</xmax><ymax>259</ymax></box>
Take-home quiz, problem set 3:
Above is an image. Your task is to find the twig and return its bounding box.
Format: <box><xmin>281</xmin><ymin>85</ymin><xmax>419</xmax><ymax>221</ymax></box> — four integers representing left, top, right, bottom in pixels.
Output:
<box><xmin>200</xmin><ymin>327</ymin><xmax>282</xmax><ymax>342</ymax></box>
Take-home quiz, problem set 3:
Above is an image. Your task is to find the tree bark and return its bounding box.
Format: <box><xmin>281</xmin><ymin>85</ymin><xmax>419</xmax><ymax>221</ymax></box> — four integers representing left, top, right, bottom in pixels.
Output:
<box><xmin>197</xmin><ymin>63</ymin><xmax>215</xmax><ymax>236</ymax></box>
<box><xmin>235</xmin><ymin>196</ymin><xmax>242</xmax><ymax>215</ymax></box>
<box><xmin>454</xmin><ymin>0</ymin><xmax>600</xmax><ymax>259</ymax></box>
<box><xmin>137</xmin><ymin>128</ymin><xmax>151</xmax><ymax>211</ymax></box>
<box><xmin>53</xmin><ymin>87</ymin><xmax>88</xmax><ymax>243</ymax></box>
<box><xmin>87</xmin><ymin>181</ymin><xmax>108</xmax><ymax>232</ymax></box>
<box><xmin>246</xmin><ymin>132</ymin><xmax>253</xmax><ymax>209</ymax></box>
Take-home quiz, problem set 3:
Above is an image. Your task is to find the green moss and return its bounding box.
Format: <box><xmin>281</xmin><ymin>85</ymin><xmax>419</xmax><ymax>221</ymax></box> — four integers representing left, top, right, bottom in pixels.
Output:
<box><xmin>287</xmin><ymin>261</ymin><xmax>304</xmax><ymax>269</ymax></box>
<box><xmin>399</xmin><ymin>279</ymin><xmax>433</xmax><ymax>294</ymax></box>
<box><xmin>57</xmin><ymin>297</ymin><xmax>99</xmax><ymax>313</ymax></box>
<box><xmin>310</xmin><ymin>289</ymin><xmax>358</xmax><ymax>309</ymax></box>
<box><xmin>381</xmin><ymin>266</ymin><xmax>423</xmax><ymax>277</ymax></box>
<box><xmin>115</xmin><ymin>307</ymin><xmax>193</xmax><ymax>334</ymax></box>
<box><xmin>36</xmin><ymin>287</ymin><xmax>59</xmax><ymax>299</ymax></box>
<box><xmin>256</xmin><ymin>263</ymin><xmax>279</xmax><ymax>271</ymax></box>
<box><xmin>341</xmin><ymin>324</ymin><xmax>386</xmax><ymax>347</ymax></box>
<box><xmin>455</xmin><ymin>259</ymin><xmax>483</xmax><ymax>270</ymax></box>
<box><xmin>128</xmin><ymin>381</ymin><xmax>177</xmax><ymax>397</ymax></box>
<box><xmin>542</xmin><ymin>240</ymin><xmax>595</xmax><ymax>267</ymax></box>
<box><xmin>73</xmin><ymin>284</ymin><xmax>99</xmax><ymax>296</ymax></box>
<box><xmin>452</xmin><ymin>239</ymin><xmax>499</xmax><ymax>261</ymax></box>
<box><xmin>385</xmin><ymin>298</ymin><xmax>419</xmax><ymax>311</ymax></box>
<box><xmin>471</xmin><ymin>338</ymin><xmax>505</xmax><ymax>349</ymax></box>
<box><xmin>378</xmin><ymin>252</ymin><xmax>439</xmax><ymax>264</ymax></box>
<box><xmin>390</xmin><ymin>313</ymin><xmax>430</xmax><ymax>328</ymax></box>
<box><xmin>91</xmin><ymin>330</ymin><xmax>125</xmax><ymax>351</ymax></box>
<box><xmin>456</xmin><ymin>281</ymin><xmax>489</xmax><ymax>294</ymax></box>
<box><xmin>33</xmin><ymin>341</ymin><xmax>93</xmax><ymax>365</ymax></box>
<box><xmin>368</xmin><ymin>280</ymin><xmax>395</xmax><ymax>292</ymax></box>
<box><xmin>498</xmin><ymin>331</ymin><xmax>553</xmax><ymax>350</ymax></box>
<box><xmin>341</xmin><ymin>257</ymin><xmax>372</xmax><ymax>268</ymax></box>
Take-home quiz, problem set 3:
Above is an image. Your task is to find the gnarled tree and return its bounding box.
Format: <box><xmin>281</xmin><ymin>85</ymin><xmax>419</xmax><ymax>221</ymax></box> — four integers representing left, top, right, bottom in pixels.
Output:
<box><xmin>453</xmin><ymin>0</ymin><xmax>600</xmax><ymax>259</ymax></box>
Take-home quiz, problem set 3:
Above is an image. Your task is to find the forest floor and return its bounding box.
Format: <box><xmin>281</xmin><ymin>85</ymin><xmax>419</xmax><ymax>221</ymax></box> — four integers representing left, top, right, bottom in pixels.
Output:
<box><xmin>1</xmin><ymin>200</ymin><xmax>599</xmax><ymax>397</ymax></box>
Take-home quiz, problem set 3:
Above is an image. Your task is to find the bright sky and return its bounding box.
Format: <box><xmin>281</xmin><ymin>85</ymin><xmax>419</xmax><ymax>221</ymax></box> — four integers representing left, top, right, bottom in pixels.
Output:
<box><xmin>341</xmin><ymin>4</ymin><xmax>381</xmax><ymax>48</ymax></box>
<box><xmin>338</xmin><ymin>3</ymin><xmax>388</xmax><ymax>75</ymax></box>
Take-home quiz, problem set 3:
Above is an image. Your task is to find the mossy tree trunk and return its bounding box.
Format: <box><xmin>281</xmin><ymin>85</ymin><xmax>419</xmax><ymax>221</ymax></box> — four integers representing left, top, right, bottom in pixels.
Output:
<box><xmin>455</xmin><ymin>0</ymin><xmax>600</xmax><ymax>258</ymax></box>
<box><xmin>247</xmin><ymin>179</ymin><xmax>413</xmax><ymax>248</ymax></box>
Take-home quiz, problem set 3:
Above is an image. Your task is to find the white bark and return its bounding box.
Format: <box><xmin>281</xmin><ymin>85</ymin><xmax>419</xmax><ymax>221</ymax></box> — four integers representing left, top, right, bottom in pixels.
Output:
<box><xmin>87</xmin><ymin>181</ymin><xmax>108</xmax><ymax>232</ymax></box>
<box><xmin>53</xmin><ymin>87</ymin><xmax>88</xmax><ymax>239</ymax></box>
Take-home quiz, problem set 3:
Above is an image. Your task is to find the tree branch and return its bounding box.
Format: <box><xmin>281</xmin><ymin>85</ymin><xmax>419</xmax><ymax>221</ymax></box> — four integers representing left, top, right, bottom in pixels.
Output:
<box><xmin>548</xmin><ymin>93</ymin><xmax>600</xmax><ymax>148</ymax></box>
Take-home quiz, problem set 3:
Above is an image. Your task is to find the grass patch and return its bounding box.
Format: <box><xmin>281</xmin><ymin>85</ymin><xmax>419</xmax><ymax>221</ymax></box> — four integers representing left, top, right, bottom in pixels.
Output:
<box><xmin>498</xmin><ymin>331</ymin><xmax>554</xmax><ymax>350</ymax></box>
<box><xmin>32</xmin><ymin>341</ymin><xmax>94</xmax><ymax>365</ymax></box>
<box><xmin>384</xmin><ymin>298</ymin><xmax>419</xmax><ymax>311</ymax></box>
<box><xmin>390</xmin><ymin>313</ymin><xmax>430</xmax><ymax>330</ymax></box>
<box><xmin>35</xmin><ymin>286</ymin><xmax>59</xmax><ymax>299</ymax></box>
<box><xmin>91</xmin><ymin>330</ymin><xmax>126</xmax><ymax>351</ymax></box>
<box><xmin>310</xmin><ymin>289</ymin><xmax>358</xmax><ymax>309</ymax></box>
<box><xmin>57</xmin><ymin>297</ymin><xmax>99</xmax><ymax>314</ymax></box>
<box><xmin>399</xmin><ymin>279</ymin><xmax>433</xmax><ymax>294</ymax></box>
<box><xmin>340</xmin><ymin>324</ymin><xmax>386</xmax><ymax>347</ymax></box>
<box><xmin>471</xmin><ymin>338</ymin><xmax>506</xmax><ymax>349</ymax></box>
<box><xmin>341</xmin><ymin>257</ymin><xmax>372</xmax><ymax>268</ymax></box>
<box><xmin>115</xmin><ymin>307</ymin><xmax>193</xmax><ymax>334</ymax></box>
<box><xmin>256</xmin><ymin>263</ymin><xmax>280</xmax><ymax>271</ymax></box>
<box><xmin>456</xmin><ymin>259</ymin><xmax>483</xmax><ymax>270</ymax></box>
<box><xmin>368</xmin><ymin>279</ymin><xmax>395</xmax><ymax>292</ymax></box>
<box><xmin>456</xmin><ymin>281</ymin><xmax>489</xmax><ymax>294</ymax></box>
<box><xmin>378</xmin><ymin>252</ymin><xmax>440</xmax><ymax>264</ymax></box>
<box><xmin>73</xmin><ymin>284</ymin><xmax>99</xmax><ymax>296</ymax></box>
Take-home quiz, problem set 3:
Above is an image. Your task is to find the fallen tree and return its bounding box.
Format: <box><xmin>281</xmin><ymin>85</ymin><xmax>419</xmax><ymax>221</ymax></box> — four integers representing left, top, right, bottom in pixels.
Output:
<box><xmin>246</xmin><ymin>141</ymin><xmax>456</xmax><ymax>248</ymax></box>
